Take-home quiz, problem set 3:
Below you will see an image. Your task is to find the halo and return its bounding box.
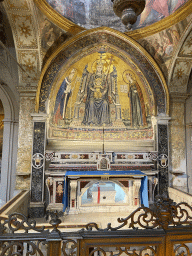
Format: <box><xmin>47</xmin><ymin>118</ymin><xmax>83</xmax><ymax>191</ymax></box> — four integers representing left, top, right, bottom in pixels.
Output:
<box><xmin>91</xmin><ymin>59</ymin><xmax>107</xmax><ymax>73</ymax></box>
<box><xmin>66</xmin><ymin>68</ymin><xmax>77</xmax><ymax>82</ymax></box>
<box><xmin>56</xmin><ymin>67</ymin><xmax>77</xmax><ymax>95</ymax></box>
<box><xmin>123</xmin><ymin>69</ymin><xmax>136</xmax><ymax>84</ymax></box>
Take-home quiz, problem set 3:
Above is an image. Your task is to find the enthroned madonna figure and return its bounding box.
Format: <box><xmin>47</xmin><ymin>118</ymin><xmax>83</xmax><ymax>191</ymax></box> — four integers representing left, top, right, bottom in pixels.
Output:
<box><xmin>80</xmin><ymin>61</ymin><xmax>114</xmax><ymax>126</ymax></box>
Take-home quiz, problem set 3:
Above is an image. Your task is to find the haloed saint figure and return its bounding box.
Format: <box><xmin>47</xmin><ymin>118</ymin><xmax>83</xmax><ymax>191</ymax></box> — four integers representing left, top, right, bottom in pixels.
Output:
<box><xmin>125</xmin><ymin>71</ymin><xmax>147</xmax><ymax>128</ymax></box>
<box><xmin>79</xmin><ymin>60</ymin><xmax>116</xmax><ymax>126</ymax></box>
<box><xmin>54</xmin><ymin>68</ymin><xmax>76</xmax><ymax>124</ymax></box>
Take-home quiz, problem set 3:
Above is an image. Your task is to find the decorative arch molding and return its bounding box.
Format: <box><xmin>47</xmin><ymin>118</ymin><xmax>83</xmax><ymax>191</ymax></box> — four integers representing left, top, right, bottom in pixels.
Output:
<box><xmin>0</xmin><ymin>83</ymin><xmax>19</xmax><ymax>203</ymax></box>
<box><xmin>0</xmin><ymin>83</ymin><xmax>19</xmax><ymax>121</ymax></box>
<box><xmin>36</xmin><ymin>27</ymin><xmax>169</xmax><ymax>116</ymax></box>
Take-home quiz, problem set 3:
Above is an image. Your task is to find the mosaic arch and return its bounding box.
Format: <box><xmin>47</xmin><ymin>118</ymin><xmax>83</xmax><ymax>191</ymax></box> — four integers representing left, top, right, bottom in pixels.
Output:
<box><xmin>35</xmin><ymin>0</ymin><xmax>189</xmax><ymax>33</ymax></box>
<box><xmin>36</xmin><ymin>28</ymin><xmax>169</xmax><ymax>150</ymax></box>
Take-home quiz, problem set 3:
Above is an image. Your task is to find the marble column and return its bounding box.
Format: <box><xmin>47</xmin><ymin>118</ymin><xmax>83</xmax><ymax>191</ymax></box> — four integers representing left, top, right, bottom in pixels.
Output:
<box><xmin>157</xmin><ymin>116</ymin><xmax>170</xmax><ymax>196</ymax></box>
<box><xmin>69</xmin><ymin>179</ymin><xmax>78</xmax><ymax>214</ymax></box>
<box><xmin>29</xmin><ymin>113</ymin><xmax>47</xmax><ymax>218</ymax></box>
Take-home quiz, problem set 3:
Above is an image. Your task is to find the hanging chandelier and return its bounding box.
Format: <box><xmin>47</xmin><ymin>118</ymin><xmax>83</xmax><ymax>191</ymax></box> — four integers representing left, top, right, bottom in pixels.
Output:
<box><xmin>111</xmin><ymin>0</ymin><xmax>146</xmax><ymax>31</ymax></box>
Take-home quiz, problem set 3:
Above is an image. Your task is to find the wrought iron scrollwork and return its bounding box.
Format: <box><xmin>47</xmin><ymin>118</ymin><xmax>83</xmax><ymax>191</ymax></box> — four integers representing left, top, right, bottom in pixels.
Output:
<box><xmin>1</xmin><ymin>213</ymin><xmax>44</xmax><ymax>234</ymax></box>
<box><xmin>83</xmin><ymin>196</ymin><xmax>192</xmax><ymax>231</ymax></box>
<box><xmin>84</xmin><ymin>206</ymin><xmax>158</xmax><ymax>231</ymax></box>
<box><xmin>89</xmin><ymin>247</ymin><xmax>106</xmax><ymax>256</ymax></box>
<box><xmin>118</xmin><ymin>206</ymin><xmax>158</xmax><ymax>230</ymax></box>
<box><xmin>62</xmin><ymin>239</ymin><xmax>78</xmax><ymax>256</ymax></box>
<box><xmin>0</xmin><ymin>219</ymin><xmax>6</xmax><ymax>235</ymax></box>
<box><xmin>174</xmin><ymin>243</ymin><xmax>192</xmax><ymax>256</ymax></box>
<box><xmin>84</xmin><ymin>222</ymin><xmax>101</xmax><ymax>231</ymax></box>
<box><xmin>0</xmin><ymin>241</ymin><xmax>44</xmax><ymax>256</ymax></box>
<box><xmin>172</xmin><ymin>202</ymin><xmax>192</xmax><ymax>226</ymax></box>
<box><xmin>88</xmin><ymin>246</ymin><xmax>157</xmax><ymax>256</ymax></box>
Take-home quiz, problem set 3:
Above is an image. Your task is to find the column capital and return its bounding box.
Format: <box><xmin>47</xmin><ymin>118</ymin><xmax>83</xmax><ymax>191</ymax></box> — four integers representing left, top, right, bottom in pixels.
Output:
<box><xmin>31</xmin><ymin>113</ymin><xmax>47</xmax><ymax>122</ymax></box>
<box><xmin>153</xmin><ymin>115</ymin><xmax>171</xmax><ymax>125</ymax></box>
<box><xmin>170</xmin><ymin>92</ymin><xmax>190</xmax><ymax>103</ymax></box>
<box><xmin>134</xmin><ymin>179</ymin><xmax>142</xmax><ymax>185</ymax></box>
<box><xmin>17</xmin><ymin>84</ymin><xmax>37</xmax><ymax>98</ymax></box>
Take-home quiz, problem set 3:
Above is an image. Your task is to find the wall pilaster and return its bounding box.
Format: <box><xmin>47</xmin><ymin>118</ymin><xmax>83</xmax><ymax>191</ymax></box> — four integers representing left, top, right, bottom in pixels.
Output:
<box><xmin>16</xmin><ymin>89</ymin><xmax>36</xmax><ymax>191</ymax></box>
<box><xmin>169</xmin><ymin>93</ymin><xmax>189</xmax><ymax>192</ymax></box>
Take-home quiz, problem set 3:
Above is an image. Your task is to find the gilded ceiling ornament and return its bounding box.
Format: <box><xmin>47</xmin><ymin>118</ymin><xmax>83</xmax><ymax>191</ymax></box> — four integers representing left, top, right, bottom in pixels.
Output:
<box><xmin>176</xmin><ymin>68</ymin><xmax>184</xmax><ymax>79</ymax></box>
<box><xmin>19</xmin><ymin>22</ymin><xmax>32</xmax><ymax>38</ymax></box>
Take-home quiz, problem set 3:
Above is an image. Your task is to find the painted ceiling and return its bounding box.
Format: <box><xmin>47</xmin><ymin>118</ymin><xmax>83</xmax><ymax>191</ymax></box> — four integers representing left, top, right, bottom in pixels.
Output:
<box><xmin>46</xmin><ymin>0</ymin><xmax>188</xmax><ymax>31</ymax></box>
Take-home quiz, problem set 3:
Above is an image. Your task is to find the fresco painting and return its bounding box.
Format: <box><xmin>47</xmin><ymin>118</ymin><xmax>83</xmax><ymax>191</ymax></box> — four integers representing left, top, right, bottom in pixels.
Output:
<box><xmin>46</xmin><ymin>0</ymin><xmax>188</xmax><ymax>31</ymax></box>
<box><xmin>48</xmin><ymin>51</ymin><xmax>155</xmax><ymax>141</ymax></box>
<box><xmin>38</xmin><ymin>11</ymin><xmax>63</xmax><ymax>56</ymax></box>
<box><xmin>139</xmin><ymin>18</ymin><xmax>187</xmax><ymax>74</ymax></box>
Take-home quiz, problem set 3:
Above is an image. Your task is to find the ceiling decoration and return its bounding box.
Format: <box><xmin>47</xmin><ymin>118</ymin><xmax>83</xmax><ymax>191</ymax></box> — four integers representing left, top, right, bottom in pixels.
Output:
<box><xmin>3</xmin><ymin>0</ymin><xmax>42</xmax><ymax>88</ymax></box>
<box><xmin>179</xmin><ymin>30</ymin><xmax>192</xmax><ymax>56</ymax></box>
<box><xmin>34</xmin><ymin>0</ymin><xmax>191</xmax><ymax>39</ymax></box>
<box><xmin>168</xmin><ymin>19</ymin><xmax>192</xmax><ymax>93</ymax></box>
<box><xmin>2</xmin><ymin>0</ymin><xmax>192</xmax><ymax>99</ymax></box>
<box><xmin>138</xmin><ymin>14</ymin><xmax>190</xmax><ymax>78</ymax></box>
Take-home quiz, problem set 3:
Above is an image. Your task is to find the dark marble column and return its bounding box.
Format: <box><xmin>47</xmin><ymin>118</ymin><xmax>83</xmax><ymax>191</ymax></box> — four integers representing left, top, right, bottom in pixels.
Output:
<box><xmin>29</xmin><ymin>114</ymin><xmax>46</xmax><ymax>218</ymax></box>
<box><xmin>158</xmin><ymin>123</ymin><xmax>169</xmax><ymax>196</ymax></box>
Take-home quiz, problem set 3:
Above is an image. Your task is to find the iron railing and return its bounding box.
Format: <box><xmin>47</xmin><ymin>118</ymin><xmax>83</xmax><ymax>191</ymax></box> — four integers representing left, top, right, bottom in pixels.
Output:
<box><xmin>0</xmin><ymin>195</ymin><xmax>192</xmax><ymax>255</ymax></box>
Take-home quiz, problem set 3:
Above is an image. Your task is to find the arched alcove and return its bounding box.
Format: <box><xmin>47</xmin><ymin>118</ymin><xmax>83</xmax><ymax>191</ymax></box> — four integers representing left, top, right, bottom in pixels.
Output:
<box><xmin>36</xmin><ymin>27</ymin><xmax>169</xmax><ymax>114</ymax></box>
<box><xmin>35</xmin><ymin>27</ymin><xmax>169</xmax><ymax>153</ymax></box>
<box><xmin>0</xmin><ymin>83</ymin><xmax>19</xmax><ymax>203</ymax></box>
<box><xmin>29</xmin><ymin>28</ymin><xmax>170</xmax><ymax>218</ymax></box>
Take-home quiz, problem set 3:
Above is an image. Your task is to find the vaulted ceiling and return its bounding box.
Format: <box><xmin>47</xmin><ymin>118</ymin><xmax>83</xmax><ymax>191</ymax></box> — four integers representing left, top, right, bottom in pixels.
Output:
<box><xmin>0</xmin><ymin>0</ymin><xmax>192</xmax><ymax>103</ymax></box>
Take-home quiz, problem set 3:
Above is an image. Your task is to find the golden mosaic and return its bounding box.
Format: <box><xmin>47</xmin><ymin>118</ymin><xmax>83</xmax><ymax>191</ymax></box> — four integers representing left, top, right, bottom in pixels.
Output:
<box><xmin>47</xmin><ymin>51</ymin><xmax>155</xmax><ymax>145</ymax></box>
